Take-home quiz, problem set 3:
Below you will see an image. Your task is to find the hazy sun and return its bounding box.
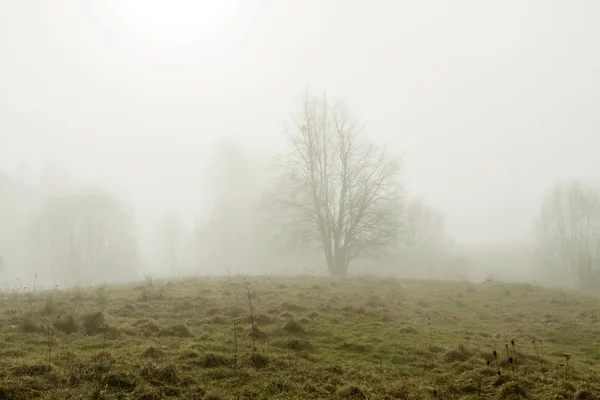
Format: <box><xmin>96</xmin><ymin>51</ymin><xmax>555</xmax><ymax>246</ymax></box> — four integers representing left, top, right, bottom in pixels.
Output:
<box><xmin>113</xmin><ymin>0</ymin><xmax>238</xmax><ymax>47</ymax></box>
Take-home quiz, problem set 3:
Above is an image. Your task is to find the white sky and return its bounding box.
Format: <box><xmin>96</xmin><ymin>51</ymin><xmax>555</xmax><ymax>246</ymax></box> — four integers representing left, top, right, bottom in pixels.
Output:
<box><xmin>1</xmin><ymin>0</ymin><xmax>599</xmax><ymax>244</ymax></box>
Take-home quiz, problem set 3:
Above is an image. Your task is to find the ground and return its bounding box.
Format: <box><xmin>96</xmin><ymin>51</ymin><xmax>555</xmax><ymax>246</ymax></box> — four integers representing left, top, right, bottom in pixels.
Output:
<box><xmin>0</xmin><ymin>275</ymin><xmax>599</xmax><ymax>399</ymax></box>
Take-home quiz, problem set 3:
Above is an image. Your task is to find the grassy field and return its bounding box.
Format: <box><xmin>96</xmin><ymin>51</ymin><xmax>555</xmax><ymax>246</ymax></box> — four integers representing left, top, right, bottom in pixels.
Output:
<box><xmin>0</xmin><ymin>275</ymin><xmax>599</xmax><ymax>399</ymax></box>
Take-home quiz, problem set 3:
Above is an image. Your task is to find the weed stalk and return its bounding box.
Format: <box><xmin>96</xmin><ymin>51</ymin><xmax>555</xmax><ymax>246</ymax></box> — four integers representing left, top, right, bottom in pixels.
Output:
<box><xmin>233</xmin><ymin>317</ymin><xmax>238</xmax><ymax>375</ymax></box>
<box><xmin>532</xmin><ymin>340</ymin><xmax>549</xmax><ymax>391</ymax></box>
<box><xmin>102</xmin><ymin>324</ymin><xmax>109</xmax><ymax>350</ymax></box>
<box><xmin>243</xmin><ymin>280</ymin><xmax>256</xmax><ymax>351</ymax></box>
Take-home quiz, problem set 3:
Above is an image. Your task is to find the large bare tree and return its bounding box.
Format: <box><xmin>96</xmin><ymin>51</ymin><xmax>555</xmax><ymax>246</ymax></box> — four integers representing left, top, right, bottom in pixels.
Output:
<box><xmin>265</xmin><ymin>93</ymin><xmax>404</xmax><ymax>277</ymax></box>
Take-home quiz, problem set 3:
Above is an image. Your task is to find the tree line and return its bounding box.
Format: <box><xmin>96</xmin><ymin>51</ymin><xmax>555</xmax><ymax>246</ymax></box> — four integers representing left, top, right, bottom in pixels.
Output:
<box><xmin>534</xmin><ymin>181</ymin><xmax>600</xmax><ymax>291</ymax></box>
<box><xmin>0</xmin><ymin>91</ymin><xmax>597</xmax><ymax>291</ymax></box>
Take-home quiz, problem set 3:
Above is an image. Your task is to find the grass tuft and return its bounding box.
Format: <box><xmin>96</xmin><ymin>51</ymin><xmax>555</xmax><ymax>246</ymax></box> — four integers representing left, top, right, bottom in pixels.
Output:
<box><xmin>81</xmin><ymin>311</ymin><xmax>105</xmax><ymax>335</ymax></box>
<box><xmin>283</xmin><ymin>319</ymin><xmax>305</xmax><ymax>334</ymax></box>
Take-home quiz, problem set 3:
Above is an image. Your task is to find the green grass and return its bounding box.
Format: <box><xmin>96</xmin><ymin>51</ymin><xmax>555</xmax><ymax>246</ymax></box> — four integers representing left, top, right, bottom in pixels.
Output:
<box><xmin>1</xmin><ymin>275</ymin><xmax>599</xmax><ymax>399</ymax></box>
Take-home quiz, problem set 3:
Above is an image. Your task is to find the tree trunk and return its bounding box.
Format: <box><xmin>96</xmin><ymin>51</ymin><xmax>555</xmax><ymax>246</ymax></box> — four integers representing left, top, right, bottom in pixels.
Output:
<box><xmin>327</xmin><ymin>248</ymin><xmax>349</xmax><ymax>278</ymax></box>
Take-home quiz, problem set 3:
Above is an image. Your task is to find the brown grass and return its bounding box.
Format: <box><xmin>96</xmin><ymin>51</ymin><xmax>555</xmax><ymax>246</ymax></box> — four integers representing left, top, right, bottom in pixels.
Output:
<box><xmin>0</xmin><ymin>276</ymin><xmax>599</xmax><ymax>398</ymax></box>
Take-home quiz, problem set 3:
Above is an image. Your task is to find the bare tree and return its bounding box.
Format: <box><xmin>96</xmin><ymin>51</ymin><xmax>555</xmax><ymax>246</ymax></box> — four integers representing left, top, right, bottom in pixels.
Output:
<box><xmin>155</xmin><ymin>211</ymin><xmax>185</xmax><ymax>275</ymax></box>
<box><xmin>534</xmin><ymin>181</ymin><xmax>600</xmax><ymax>291</ymax></box>
<box><xmin>32</xmin><ymin>190</ymin><xmax>141</xmax><ymax>286</ymax></box>
<box><xmin>402</xmin><ymin>197</ymin><xmax>447</xmax><ymax>251</ymax></box>
<box><xmin>195</xmin><ymin>139</ymin><xmax>271</xmax><ymax>274</ymax></box>
<box><xmin>397</xmin><ymin>197</ymin><xmax>452</xmax><ymax>279</ymax></box>
<box><xmin>264</xmin><ymin>93</ymin><xmax>404</xmax><ymax>277</ymax></box>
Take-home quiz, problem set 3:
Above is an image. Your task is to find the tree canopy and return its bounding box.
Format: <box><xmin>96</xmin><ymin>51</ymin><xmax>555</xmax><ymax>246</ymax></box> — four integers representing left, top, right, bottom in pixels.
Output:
<box><xmin>264</xmin><ymin>93</ymin><xmax>404</xmax><ymax>277</ymax></box>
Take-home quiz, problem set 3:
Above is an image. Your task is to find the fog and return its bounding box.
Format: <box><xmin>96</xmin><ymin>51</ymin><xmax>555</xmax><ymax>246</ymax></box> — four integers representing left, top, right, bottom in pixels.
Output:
<box><xmin>1</xmin><ymin>1</ymin><xmax>599</xmax><ymax>288</ymax></box>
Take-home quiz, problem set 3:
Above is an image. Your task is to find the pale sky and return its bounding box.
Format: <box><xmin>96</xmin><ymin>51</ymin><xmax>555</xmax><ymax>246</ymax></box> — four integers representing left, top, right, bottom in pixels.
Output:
<box><xmin>1</xmin><ymin>0</ymin><xmax>599</xmax><ymax>244</ymax></box>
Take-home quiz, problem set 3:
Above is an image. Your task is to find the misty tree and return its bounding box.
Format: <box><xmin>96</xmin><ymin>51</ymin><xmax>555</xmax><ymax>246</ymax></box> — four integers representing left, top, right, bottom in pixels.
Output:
<box><xmin>398</xmin><ymin>197</ymin><xmax>459</xmax><ymax>278</ymax></box>
<box><xmin>154</xmin><ymin>211</ymin><xmax>186</xmax><ymax>275</ymax></box>
<box><xmin>196</xmin><ymin>139</ymin><xmax>270</xmax><ymax>274</ymax></box>
<box><xmin>0</xmin><ymin>169</ymin><xmax>40</xmax><ymax>279</ymax></box>
<box><xmin>32</xmin><ymin>190</ymin><xmax>141</xmax><ymax>285</ymax></box>
<box><xmin>534</xmin><ymin>181</ymin><xmax>600</xmax><ymax>291</ymax></box>
<box><xmin>402</xmin><ymin>197</ymin><xmax>447</xmax><ymax>250</ymax></box>
<box><xmin>264</xmin><ymin>93</ymin><xmax>404</xmax><ymax>277</ymax></box>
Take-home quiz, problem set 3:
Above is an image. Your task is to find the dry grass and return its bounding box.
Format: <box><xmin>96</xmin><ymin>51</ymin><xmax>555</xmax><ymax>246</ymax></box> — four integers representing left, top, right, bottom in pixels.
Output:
<box><xmin>0</xmin><ymin>275</ymin><xmax>599</xmax><ymax>399</ymax></box>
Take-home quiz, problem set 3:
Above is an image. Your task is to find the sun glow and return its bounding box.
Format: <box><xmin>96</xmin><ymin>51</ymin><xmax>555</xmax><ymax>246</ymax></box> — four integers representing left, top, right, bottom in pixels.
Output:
<box><xmin>113</xmin><ymin>0</ymin><xmax>238</xmax><ymax>48</ymax></box>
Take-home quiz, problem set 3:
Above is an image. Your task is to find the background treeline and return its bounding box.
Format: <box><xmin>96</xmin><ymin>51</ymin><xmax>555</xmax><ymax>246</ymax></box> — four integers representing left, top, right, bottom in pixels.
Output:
<box><xmin>0</xmin><ymin>94</ymin><xmax>596</xmax><ymax>291</ymax></box>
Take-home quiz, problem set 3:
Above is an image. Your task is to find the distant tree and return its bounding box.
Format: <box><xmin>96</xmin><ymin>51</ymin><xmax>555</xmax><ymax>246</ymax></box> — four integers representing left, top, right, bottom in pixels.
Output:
<box><xmin>32</xmin><ymin>190</ymin><xmax>141</xmax><ymax>285</ymax></box>
<box><xmin>0</xmin><ymin>169</ymin><xmax>40</xmax><ymax>280</ymax></box>
<box><xmin>534</xmin><ymin>181</ymin><xmax>600</xmax><ymax>291</ymax></box>
<box><xmin>195</xmin><ymin>139</ymin><xmax>270</xmax><ymax>274</ymax></box>
<box><xmin>263</xmin><ymin>93</ymin><xmax>404</xmax><ymax>277</ymax></box>
<box><xmin>398</xmin><ymin>197</ymin><xmax>455</xmax><ymax>278</ymax></box>
<box><xmin>402</xmin><ymin>197</ymin><xmax>447</xmax><ymax>251</ymax></box>
<box><xmin>154</xmin><ymin>211</ymin><xmax>189</xmax><ymax>275</ymax></box>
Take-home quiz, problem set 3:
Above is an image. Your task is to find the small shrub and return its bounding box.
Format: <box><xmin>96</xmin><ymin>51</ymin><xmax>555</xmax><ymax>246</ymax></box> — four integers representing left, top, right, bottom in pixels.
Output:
<box><xmin>13</xmin><ymin>363</ymin><xmax>53</xmax><ymax>376</ymax></box>
<box><xmin>179</xmin><ymin>350</ymin><xmax>200</xmax><ymax>360</ymax></box>
<box><xmin>134</xmin><ymin>318</ymin><xmax>161</xmax><ymax>336</ymax></box>
<box><xmin>574</xmin><ymin>390</ymin><xmax>596</xmax><ymax>400</ymax></box>
<box><xmin>53</xmin><ymin>315</ymin><xmax>79</xmax><ymax>334</ymax></box>
<box><xmin>247</xmin><ymin>313</ymin><xmax>272</xmax><ymax>324</ymax></box>
<box><xmin>133</xmin><ymin>382</ymin><xmax>162</xmax><ymax>400</ymax></box>
<box><xmin>205</xmin><ymin>307</ymin><xmax>221</xmax><ymax>317</ymax></box>
<box><xmin>139</xmin><ymin>362</ymin><xmax>180</xmax><ymax>385</ymax></box>
<box><xmin>91</xmin><ymin>350</ymin><xmax>115</xmax><ymax>364</ymax></box>
<box><xmin>287</xmin><ymin>338</ymin><xmax>313</xmax><ymax>351</ymax></box>
<box><xmin>248</xmin><ymin>325</ymin><xmax>267</xmax><ymax>339</ymax></box>
<box><xmin>19</xmin><ymin>316</ymin><xmax>41</xmax><ymax>333</ymax></box>
<box><xmin>81</xmin><ymin>311</ymin><xmax>105</xmax><ymax>335</ymax></box>
<box><xmin>116</xmin><ymin>304</ymin><xmax>137</xmax><ymax>317</ymax></box>
<box><xmin>326</xmin><ymin>364</ymin><xmax>344</xmax><ymax>374</ymax></box>
<box><xmin>209</xmin><ymin>315</ymin><xmax>228</xmax><ymax>324</ymax></box>
<box><xmin>428</xmin><ymin>344</ymin><xmax>445</xmax><ymax>353</ymax></box>
<box><xmin>336</xmin><ymin>385</ymin><xmax>367</xmax><ymax>400</ymax></box>
<box><xmin>338</xmin><ymin>342</ymin><xmax>369</xmax><ymax>353</ymax></box>
<box><xmin>365</xmin><ymin>296</ymin><xmax>384</xmax><ymax>308</ymax></box>
<box><xmin>280</xmin><ymin>302</ymin><xmax>306</xmax><ymax>312</ymax></box>
<box><xmin>226</xmin><ymin>307</ymin><xmax>245</xmax><ymax>318</ymax></box>
<box><xmin>105</xmin><ymin>371</ymin><xmax>136</xmax><ymax>391</ymax></box>
<box><xmin>203</xmin><ymin>392</ymin><xmax>225</xmax><ymax>400</ymax></box>
<box><xmin>200</xmin><ymin>352</ymin><xmax>230</xmax><ymax>368</ymax></box>
<box><xmin>497</xmin><ymin>381</ymin><xmax>527</xmax><ymax>399</ymax></box>
<box><xmin>142</xmin><ymin>347</ymin><xmax>165</xmax><ymax>359</ymax></box>
<box><xmin>283</xmin><ymin>319</ymin><xmax>304</xmax><ymax>334</ymax></box>
<box><xmin>266</xmin><ymin>379</ymin><xmax>291</xmax><ymax>395</ymax></box>
<box><xmin>444</xmin><ymin>345</ymin><xmax>472</xmax><ymax>363</ymax></box>
<box><xmin>95</xmin><ymin>286</ymin><xmax>109</xmax><ymax>306</ymax></box>
<box><xmin>247</xmin><ymin>352</ymin><xmax>269</xmax><ymax>368</ymax></box>
<box><xmin>70</xmin><ymin>286</ymin><xmax>84</xmax><ymax>302</ymax></box>
<box><xmin>157</xmin><ymin>323</ymin><xmax>193</xmax><ymax>338</ymax></box>
<box><xmin>382</xmin><ymin>381</ymin><xmax>412</xmax><ymax>398</ymax></box>
<box><xmin>185</xmin><ymin>387</ymin><xmax>207</xmax><ymax>400</ymax></box>
<box><xmin>399</xmin><ymin>326</ymin><xmax>418</xmax><ymax>334</ymax></box>
<box><xmin>40</xmin><ymin>296</ymin><xmax>55</xmax><ymax>316</ymax></box>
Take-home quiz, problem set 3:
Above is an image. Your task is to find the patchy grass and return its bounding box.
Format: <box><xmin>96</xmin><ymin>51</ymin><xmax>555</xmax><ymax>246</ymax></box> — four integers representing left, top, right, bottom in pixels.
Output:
<box><xmin>0</xmin><ymin>276</ymin><xmax>599</xmax><ymax>399</ymax></box>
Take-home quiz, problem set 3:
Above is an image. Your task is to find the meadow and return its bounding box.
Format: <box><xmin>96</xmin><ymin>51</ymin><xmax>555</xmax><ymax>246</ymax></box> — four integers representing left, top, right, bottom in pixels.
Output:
<box><xmin>0</xmin><ymin>275</ymin><xmax>599</xmax><ymax>399</ymax></box>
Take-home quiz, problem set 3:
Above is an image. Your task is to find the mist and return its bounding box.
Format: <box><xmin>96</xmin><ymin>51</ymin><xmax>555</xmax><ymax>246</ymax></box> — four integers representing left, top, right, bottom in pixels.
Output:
<box><xmin>1</xmin><ymin>1</ymin><xmax>599</xmax><ymax>290</ymax></box>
